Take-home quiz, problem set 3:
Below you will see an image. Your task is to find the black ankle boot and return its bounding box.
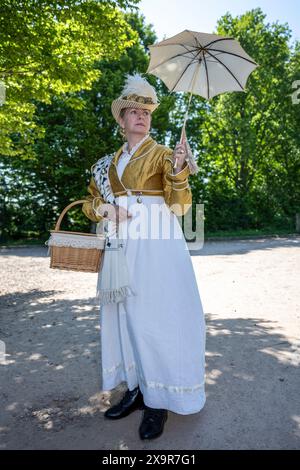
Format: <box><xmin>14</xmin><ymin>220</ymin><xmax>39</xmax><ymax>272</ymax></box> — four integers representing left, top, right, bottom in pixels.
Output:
<box><xmin>139</xmin><ymin>405</ymin><xmax>168</xmax><ymax>440</ymax></box>
<box><xmin>104</xmin><ymin>386</ymin><xmax>144</xmax><ymax>420</ymax></box>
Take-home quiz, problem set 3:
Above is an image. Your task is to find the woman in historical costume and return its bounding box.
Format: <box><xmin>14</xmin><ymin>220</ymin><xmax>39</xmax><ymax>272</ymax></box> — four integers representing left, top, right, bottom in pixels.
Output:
<box><xmin>82</xmin><ymin>73</ymin><xmax>206</xmax><ymax>440</ymax></box>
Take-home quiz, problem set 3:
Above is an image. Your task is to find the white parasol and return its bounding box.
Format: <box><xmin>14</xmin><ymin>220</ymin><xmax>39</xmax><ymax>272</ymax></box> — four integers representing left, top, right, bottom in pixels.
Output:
<box><xmin>146</xmin><ymin>29</ymin><xmax>258</xmax><ymax>169</ymax></box>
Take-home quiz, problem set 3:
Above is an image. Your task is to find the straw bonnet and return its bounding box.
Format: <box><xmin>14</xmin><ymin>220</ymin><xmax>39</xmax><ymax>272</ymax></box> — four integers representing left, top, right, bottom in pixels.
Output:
<box><xmin>111</xmin><ymin>73</ymin><xmax>160</xmax><ymax>123</ymax></box>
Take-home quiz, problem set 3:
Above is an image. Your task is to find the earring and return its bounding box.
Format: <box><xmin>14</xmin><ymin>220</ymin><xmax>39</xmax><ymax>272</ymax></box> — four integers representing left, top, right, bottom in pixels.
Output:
<box><xmin>119</xmin><ymin>126</ymin><xmax>126</xmax><ymax>141</ymax></box>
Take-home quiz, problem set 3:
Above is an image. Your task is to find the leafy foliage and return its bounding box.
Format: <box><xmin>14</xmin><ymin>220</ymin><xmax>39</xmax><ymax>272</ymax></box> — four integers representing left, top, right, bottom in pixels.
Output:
<box><xmin>1</xmin><ymin>6</ymin><xmax>299</xmax><ymax>241</ymax></box>
<box><xmin>0</xmin><ymin>0</ymin><xmax>139</xmax><ymax>156</ymax></box>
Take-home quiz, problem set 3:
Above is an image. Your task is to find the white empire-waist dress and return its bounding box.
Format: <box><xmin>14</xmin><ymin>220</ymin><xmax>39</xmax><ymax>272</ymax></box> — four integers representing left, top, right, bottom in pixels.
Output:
<box><xmin>98</xmin><ymin>135</ymin><xmax>206</xmax><ymax>415</ymax></box>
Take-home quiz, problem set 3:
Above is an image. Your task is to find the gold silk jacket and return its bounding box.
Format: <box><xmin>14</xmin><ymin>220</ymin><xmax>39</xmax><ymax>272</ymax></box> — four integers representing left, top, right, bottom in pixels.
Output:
<box><xmin>82</xmin><ymin>136</ymin><xmax>192</xmax><ymax>222</ymax></box>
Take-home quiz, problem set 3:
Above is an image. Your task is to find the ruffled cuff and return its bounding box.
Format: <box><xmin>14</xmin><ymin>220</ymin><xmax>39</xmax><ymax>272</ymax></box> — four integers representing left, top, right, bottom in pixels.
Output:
<box><xmin>165</xmin><ymin>161</ymin><xmax>191</xmax><ymax>182</ymax></box>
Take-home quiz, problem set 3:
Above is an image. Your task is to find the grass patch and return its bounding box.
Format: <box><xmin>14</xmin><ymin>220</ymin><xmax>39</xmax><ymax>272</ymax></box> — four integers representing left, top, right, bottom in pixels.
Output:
<box><xmin>0</xmin><ymin>237</ymin><xmax>48</xmax><ymax>247</ymax></box>
<box><xmin>205</xmin><ymin>227</ymin><xmax>297</xmax><ymax>239</ymax></box>
<box><xmin>0</xmin><ymin>227</ymin><xmax>298</xmax><ymax>247</ymax></box>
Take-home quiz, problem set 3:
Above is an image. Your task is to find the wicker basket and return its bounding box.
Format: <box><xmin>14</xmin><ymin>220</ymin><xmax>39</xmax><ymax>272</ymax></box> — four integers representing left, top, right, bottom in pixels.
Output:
<box><xmin>45</xmin><ymin>199</ymin><xmax>105</xmax><ymax>273</ymax></box>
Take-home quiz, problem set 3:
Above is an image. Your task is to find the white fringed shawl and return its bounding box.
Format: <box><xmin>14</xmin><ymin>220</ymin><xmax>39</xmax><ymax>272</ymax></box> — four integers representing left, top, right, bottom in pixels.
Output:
<box><xmin>92</xmin><ymin>154</ymin><xmax>136</xmax><ymax>306</ymax></box>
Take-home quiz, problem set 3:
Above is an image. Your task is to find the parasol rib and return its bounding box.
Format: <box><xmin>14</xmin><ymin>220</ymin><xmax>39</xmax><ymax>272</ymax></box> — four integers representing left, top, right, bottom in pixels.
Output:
<box><xmin>203</xmin><ymin>37</ymin><xmax>235</xmax><ymax>48</ymax></box>
<box><xmin>207</xmin><ymin>48</ymin><xmax>258</xmax><ymax>65</ymax></box>
<box><xmin>202</xmin><ymin>51</ymin><xmax>210</xmax><ymax>99</ymax></box>
<box><xmin>204</xmin><ymin>49</ymin><xmax>244</xmax><ymax>90</ymax></box>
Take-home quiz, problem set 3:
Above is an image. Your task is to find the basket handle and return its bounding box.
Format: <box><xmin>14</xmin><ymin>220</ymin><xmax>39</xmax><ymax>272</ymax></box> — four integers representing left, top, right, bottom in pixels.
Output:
<box><xmin>54</xmin><ymin>199</ymin><xmax>89</xmax><ymax>231</ymax></box>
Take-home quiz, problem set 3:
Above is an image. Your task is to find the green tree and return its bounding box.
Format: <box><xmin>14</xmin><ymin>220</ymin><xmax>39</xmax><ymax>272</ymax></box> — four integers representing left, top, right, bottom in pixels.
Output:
<box><xmin>0</xmin><ymin>10</ymin><xmax>171</xmax><ymax>239</ymax></box>
<box><xmin>2</xmin><ymin>6</ymin><xmax>299</xmax><ymax>242</ymax></box>
<box><xmin>194</xmin><ymin>8</ymin><xmax>299</xmax><ymax>231</ymax></box>
<box><xmin>0</xmin><ymin>0</ymin><xmax>139</xmax><ymax>157</ymax></box>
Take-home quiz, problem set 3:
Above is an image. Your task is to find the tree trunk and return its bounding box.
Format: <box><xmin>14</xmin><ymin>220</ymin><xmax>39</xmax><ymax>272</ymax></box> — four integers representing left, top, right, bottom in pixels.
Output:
<box><xmin>296</xmin><ymin>213</ymin><xmax>300</xmax><ymax>233</ymax></box>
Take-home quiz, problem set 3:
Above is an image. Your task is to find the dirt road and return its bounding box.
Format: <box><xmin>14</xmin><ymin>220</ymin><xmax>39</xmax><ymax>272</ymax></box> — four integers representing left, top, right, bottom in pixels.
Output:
<box><xmin>0</xmin><ymin>236</ymin><xmax>299</xmax><ymax>449</ymax></box>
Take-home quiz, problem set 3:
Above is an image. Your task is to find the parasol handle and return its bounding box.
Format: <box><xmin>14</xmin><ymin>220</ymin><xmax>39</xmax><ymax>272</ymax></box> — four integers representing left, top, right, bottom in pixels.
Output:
<box><xmin>174</xmin><ymin>64</ymin><xmax>200</xmax><ymax>169</ymax></box>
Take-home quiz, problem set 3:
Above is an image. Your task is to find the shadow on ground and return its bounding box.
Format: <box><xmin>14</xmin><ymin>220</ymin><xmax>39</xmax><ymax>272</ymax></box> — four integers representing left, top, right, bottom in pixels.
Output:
<box><xmin>1</xmin><ymin>285</ymin><xmax>299</xmax><ymax>449</ymax></box>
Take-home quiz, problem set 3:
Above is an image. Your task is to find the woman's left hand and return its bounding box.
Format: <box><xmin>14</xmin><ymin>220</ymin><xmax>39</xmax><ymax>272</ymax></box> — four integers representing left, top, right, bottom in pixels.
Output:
<box><xmin>172</xmin><ymin>142</ymin><xmax>187</xmax><ymax>173</ymax></box>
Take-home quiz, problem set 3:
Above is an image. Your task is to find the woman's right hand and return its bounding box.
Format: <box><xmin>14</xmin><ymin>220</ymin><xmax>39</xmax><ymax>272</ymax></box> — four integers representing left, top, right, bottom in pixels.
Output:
<box><xmin>97</xmin><ymin>203</ymin><xmax>132</xmax><ymax>223</ymax></box>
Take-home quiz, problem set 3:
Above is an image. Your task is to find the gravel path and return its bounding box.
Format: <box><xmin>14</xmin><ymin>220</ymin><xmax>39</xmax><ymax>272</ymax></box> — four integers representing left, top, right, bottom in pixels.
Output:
<box><xmin>0</xmin><ymin>236</ymin><xmax>299</xmax><ymax>450</ymax></box>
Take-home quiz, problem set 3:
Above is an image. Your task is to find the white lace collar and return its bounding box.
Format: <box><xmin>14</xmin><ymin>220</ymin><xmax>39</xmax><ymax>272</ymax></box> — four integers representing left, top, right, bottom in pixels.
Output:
<box><xmin>122</xmin><ymin>133</ymin><xmax>150</xmax><ymax>157</ymax></box>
